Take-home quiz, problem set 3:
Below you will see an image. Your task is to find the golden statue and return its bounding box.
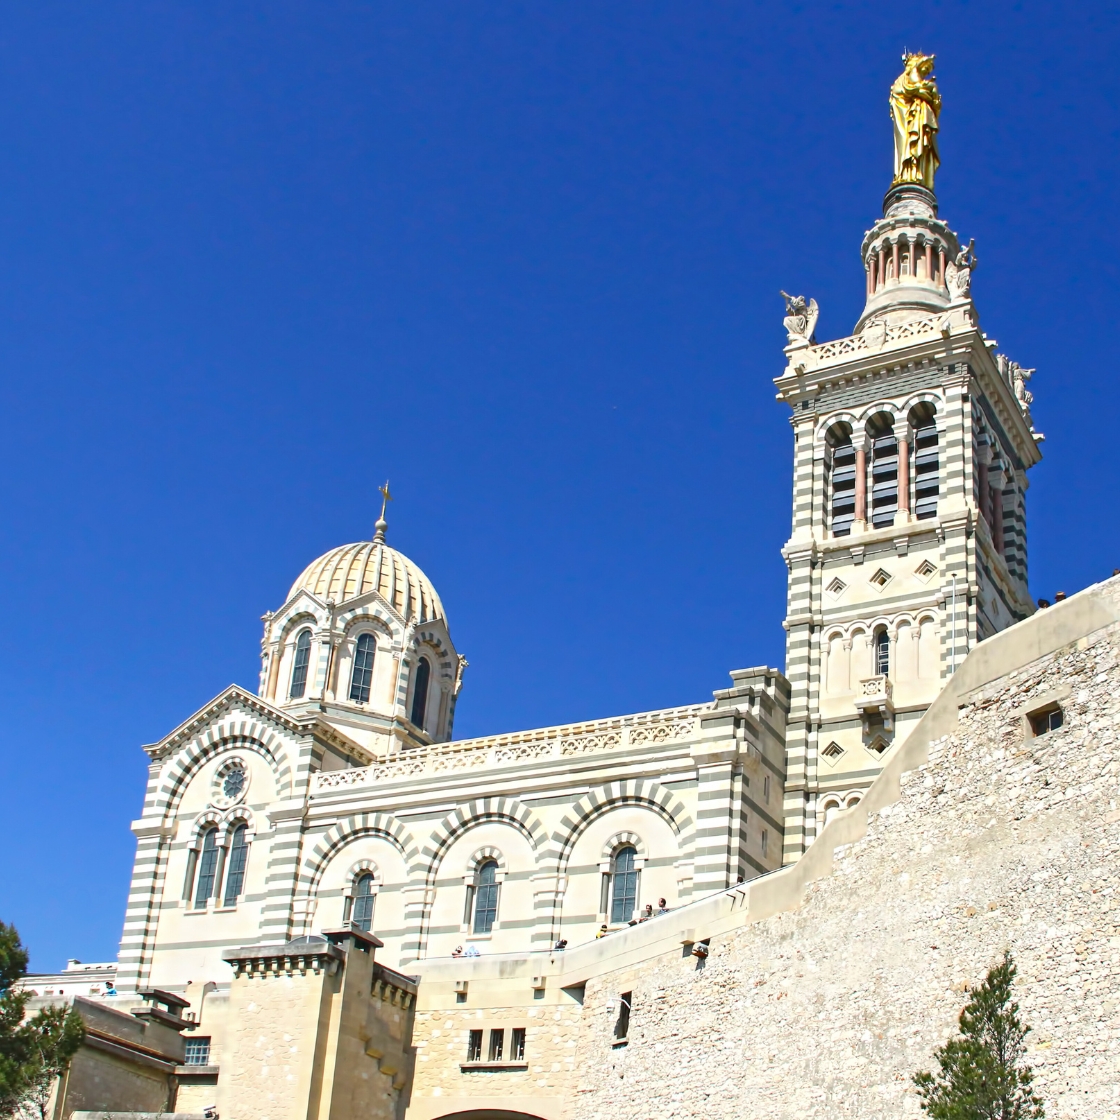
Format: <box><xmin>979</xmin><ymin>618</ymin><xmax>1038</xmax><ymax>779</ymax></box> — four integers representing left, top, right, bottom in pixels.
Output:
<box><xmin>890</xmin><ymin>53</ymin><xmax>941</xmax><ymax>190</ymax></box>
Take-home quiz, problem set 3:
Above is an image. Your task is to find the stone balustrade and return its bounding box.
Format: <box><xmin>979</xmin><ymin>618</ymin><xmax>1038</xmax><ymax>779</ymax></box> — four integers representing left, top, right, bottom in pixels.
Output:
<box><xmin>310</xmin><ymin>704</ymin><xmax>709</xmax><ymax>793</ymax></box>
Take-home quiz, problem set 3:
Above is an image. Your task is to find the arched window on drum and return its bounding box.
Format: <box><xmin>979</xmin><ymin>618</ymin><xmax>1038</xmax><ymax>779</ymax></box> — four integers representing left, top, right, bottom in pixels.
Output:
<box><xmin>290</xmin><ymin>629</ymin><xmax>312</xmax><ymax>699</ymax></box>
<box><xmin>410</xmin><ymin>656</ymin><xmax>431</xmax><ymax>731</ymax></box>
<box><xmin>349</xmin><ymin>633</ymin><xmax>376</xmax><ymax>704</ymax></box>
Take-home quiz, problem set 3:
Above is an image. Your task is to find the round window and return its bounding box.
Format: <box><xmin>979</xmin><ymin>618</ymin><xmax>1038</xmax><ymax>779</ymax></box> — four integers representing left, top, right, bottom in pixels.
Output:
<box><xmin>212</xmin><ymin>757</ymin><xmax>250</xmax><ymax>809</ymax></box>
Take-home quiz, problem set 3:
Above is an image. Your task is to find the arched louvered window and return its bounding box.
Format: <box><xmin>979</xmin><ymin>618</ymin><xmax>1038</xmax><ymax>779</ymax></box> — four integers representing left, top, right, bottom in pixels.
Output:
<box><xmin>472</xmin><ymin>860</ymin><xmax>499</xmax><ymax>935</ymax></box>
<box><xmin>910</xmin><ymin>402</ymin><xmax>939</xmax><ymax>520</ymax></box>
<box><xmin>609</xmin><ymin>846</ymin><xmax>639</xmax><ymax>925</ymax></box>
<box><xmin>827</xmin><ymin>423</ymin><xmax>856</xmax><ymax>537</ymax></box>
<box><xmin>868</xmin><ymin>413</ymin><xmax>898</xmax><ymax>529</ymax></box>
<box><xmin>194</xmin><ymin>828</ymin><xmax>219</xmax><ymax>908</ymax></box>
<box><xmin>410</xmin><ymin>656</ymin><xmax>431</xmax><ymax>730</ymax></box>
<box><xmin>349</xmin><ymin>633</ymin><xmax>376</xmax><ymax>704</ymax></box>
<box><xmin>290</xmin><ymin>630</ymin><xmax>312</xmax><ymax>699</ymax></box>
<box><xmin>875</xmin><ymin>629</ymin><xmax>890</xmax><ymax>676</ymax></box>
<box><xmin>346</xmin><ymin>873</ymin><xmax>376</xmax><ymax>932</ymax></box>
<box><xmin>222</xmin><ymin>824</ymin><xmax>249</xmax><ymax>906</ymax></box>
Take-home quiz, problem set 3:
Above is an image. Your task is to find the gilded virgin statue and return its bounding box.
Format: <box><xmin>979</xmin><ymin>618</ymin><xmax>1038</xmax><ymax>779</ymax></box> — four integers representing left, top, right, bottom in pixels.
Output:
<box><xmin>890</xmin><ymin>53</ymin><xmax>941</xmax><ymax>190</ymax></box>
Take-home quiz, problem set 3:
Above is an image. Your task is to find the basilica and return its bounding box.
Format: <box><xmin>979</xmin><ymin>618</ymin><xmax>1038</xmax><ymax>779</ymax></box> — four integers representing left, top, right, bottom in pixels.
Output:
<box><xmin>29</xmin><ymin>57</ymin><xmax>1060</xmax><ymax>1120</ymax></box>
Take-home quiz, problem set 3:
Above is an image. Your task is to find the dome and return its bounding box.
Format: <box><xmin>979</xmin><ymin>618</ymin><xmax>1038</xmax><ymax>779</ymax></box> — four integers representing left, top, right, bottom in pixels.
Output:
<box><xmin>288</xmin><ymin>540</ymin><xmax>445</xmax><ymax>623</ymax></box>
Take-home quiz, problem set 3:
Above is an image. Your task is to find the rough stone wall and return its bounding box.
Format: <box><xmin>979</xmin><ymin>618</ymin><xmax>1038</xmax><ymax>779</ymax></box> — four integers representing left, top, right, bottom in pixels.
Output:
<box><xmin>573</xmin><ymin>618</ymin><xmax>1120</xmax><ymax>1120</ymax></box>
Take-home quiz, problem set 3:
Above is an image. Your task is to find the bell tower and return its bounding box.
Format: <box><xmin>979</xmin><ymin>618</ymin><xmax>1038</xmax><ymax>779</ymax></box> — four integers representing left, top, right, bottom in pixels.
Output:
<box><xmin>775</xmin><ymin>56</ymin><xmax>1043</xmax><ymax>863</ymax></box>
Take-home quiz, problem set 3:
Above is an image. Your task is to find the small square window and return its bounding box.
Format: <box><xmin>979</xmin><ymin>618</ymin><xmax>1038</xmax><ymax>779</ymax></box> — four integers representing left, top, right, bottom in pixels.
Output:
<box><xmin>1029</xmin><ymin>706</ymin><xmax>1063</xmax><ymax>736</ymax></box>
<box><xmin>184</xmin><ymin>1037</ymin><xmax>211</xmax><ymax>1066</ymax></box>
<box><xmin>826</xmin><ymin>577</ymin><xmax>847</xmax><ymax>597</ymax></box>
<box><xmin>869</xmin><ymin>568</ymin><xmax>892</xmax><ymax>591</ymax></box>
<box><xmin>466</xmin><ymin>1030</ymin><xmax>483</xmax><ymax>1063</ymax></box>
<box><xmin>915</xmin><ymin>559</ymin><xmax>937</xmax><ymax>581</ymax></box>
<box><xmin>511</xmin><ymin>1027</ymin><xmax>526</xmax><ymax>1061</ymax></box>
<box><xmin>822</xmin><ymin>741</ymin><xmax>844</xmax><ymax>759</ymax></box>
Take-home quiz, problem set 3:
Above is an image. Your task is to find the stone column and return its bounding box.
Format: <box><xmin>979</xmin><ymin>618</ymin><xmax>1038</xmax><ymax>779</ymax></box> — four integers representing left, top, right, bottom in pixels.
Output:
<box><xmin>854</xmin><ymin>444</ymin><xmax>868</xmax><ymax>531</ymax></box>
<box><xmin>896</xmin><ymin>430</ymin><xmax>911</xmax><ymax>523</ymax></box>
<box><xmin>689</xmin><ymin>730</ymin><xmax>739</xmax><ymax>893</ymax></box>
<box><xmin>925</xmin><ymin>241</ymin><xmax>934</xmax><ymax>282</ymax></box>
<box><xmin>878</xmin><ymin>246</ymin><xmax>886</xmax><ymax>289</ymax></box>
<box><xmin>892</xmin><ymin>239</ymin><xmax>900</xmax><ymax>282</ymax></box>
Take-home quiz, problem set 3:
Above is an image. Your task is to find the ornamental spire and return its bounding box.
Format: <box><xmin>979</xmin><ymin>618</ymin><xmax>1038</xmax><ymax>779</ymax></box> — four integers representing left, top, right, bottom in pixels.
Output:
<box><xmin>374</xmin><ymin>480</ymin><xmax>392</xmax><ymax>543</ymax></box>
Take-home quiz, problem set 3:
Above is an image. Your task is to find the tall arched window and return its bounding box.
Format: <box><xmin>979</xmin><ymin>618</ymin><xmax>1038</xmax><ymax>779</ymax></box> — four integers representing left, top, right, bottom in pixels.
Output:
<box><xmin>194</xmin><ymin>828</ymin><xmax>219</xmax><ymax>908</ymax></box>
<box><xmin>349</xmin><ymin>633</ymin><xmax>376</xmax><ymax>704</ymax></box>
<box><xmin>828</xmin><ymin>424</ymin><xmax>856</xmax><ymax>537</ymax></box>
<box><xmin>868</xmin><ymin>413</ymin><xmax>898</xmax><ymax>529</ymax></box>
<box><xmin>472</xmin><ymin>860</ymin><xmax>499</xmax><ymax>934</ymax></box>
<box><xmin>410</xmin><ymin>656</ymin><xmax>431</xmax><ymax>730</ymax></box>
<box><xmin>222</xmin><ymin>824</ymin><xmax>249</xmax><ymax>906</ymax></box>
<box><xmin>875</xmin><ymin>629</ymin><xmax>890</xmax><ymax>676</ymax></box>
<box><xmin>346</xmin><ymin>873</ymin><xmax>376</xmax><ymax>932</ymax></box>
<box><xmin>910</xmin><ymin>402</ymin><xmax>939</xmax><ymax>520</ymax></box>
<box><xmin>290</xmin><ymin>630</ymin><xmax>312</xmax><ymax>699</ymax></box>
<box><xmin>609</xmin><ymin>846</ymin><xmax>639</xmax><ymax>925</ymax></box>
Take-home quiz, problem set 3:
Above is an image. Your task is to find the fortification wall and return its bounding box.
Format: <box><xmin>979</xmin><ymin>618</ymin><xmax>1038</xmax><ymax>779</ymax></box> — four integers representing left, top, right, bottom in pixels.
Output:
<box><xmin>571</xmin><ymin>584</ymin><xmax>1120</xmax><ymax>1119</ymax></box>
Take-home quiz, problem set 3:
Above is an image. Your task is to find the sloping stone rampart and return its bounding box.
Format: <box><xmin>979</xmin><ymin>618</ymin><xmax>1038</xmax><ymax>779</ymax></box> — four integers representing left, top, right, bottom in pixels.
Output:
<box><xmin>572</xmin><ymin>585</ymin><xmax>1120</xmax><ymax>1119</ymax></box>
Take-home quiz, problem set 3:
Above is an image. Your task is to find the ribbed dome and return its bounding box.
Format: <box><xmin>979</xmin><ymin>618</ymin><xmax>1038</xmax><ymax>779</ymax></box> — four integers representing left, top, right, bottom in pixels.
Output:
<box><xmin>288</xmin><ymin>541</ymin><xmax>444</xmax><ymax>623</ymax></box>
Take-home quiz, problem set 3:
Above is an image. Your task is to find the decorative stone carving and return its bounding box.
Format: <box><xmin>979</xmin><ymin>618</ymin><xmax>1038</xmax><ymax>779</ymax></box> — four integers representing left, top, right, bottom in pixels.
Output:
<box><xmin>780</xmin><ymin>291</ymin><xmax>819</xmax><ymax>345</ymax></box>
<box><xmin>945</xmin><ymin>238</ymin><xmax>977</xmax><ymax>298</ymax></box>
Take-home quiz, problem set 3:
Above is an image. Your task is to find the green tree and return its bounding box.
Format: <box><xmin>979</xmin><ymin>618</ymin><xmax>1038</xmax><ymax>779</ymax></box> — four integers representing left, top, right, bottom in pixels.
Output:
<box><xmin>0</xmin><ymin>922</ymin><xmax>84</xmax><ymax>1120</ymax></box>
<box><xmin>914</xmin><ymin>950</ymin><xmax>1044</xmax><ymax>1120</ymax></box>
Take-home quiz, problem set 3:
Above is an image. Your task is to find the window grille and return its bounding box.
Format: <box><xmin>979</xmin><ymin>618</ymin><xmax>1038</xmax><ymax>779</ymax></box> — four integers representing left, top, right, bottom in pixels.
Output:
<box><xmin>487</xmin><ymin>1029</ymin><xmax>504</xmax><ymax>1062</ymax></box>
<box><xmin>870</xmin><ymin>431</ymin><xmax>899</xmax><ymax>528</ymax></box>
<box><xmin>222</xmin><ymin>824</ymin><xmax>249</xmax><ymax>905</ymax></box>
<box><xmin>609</xmin><ymin>846</ymin><xmax>639</xmax><ymax>925</ymax></box>
<box><xmin>183</xmin><ymin>1037</ymin><xmax>211</xmax><ymax>1066</ymax></box>
<box><xmin>830</xmin><ymin>442</ymin><xmax>856</xmax><ymax>536</ymax></box>
<box><xmin>348</xmin><ymin>873</ymin><xmax>376</xmax><ymax>932</ymax></box>
<box><xmin>472</xmin><ymin>860</ymin><xmax>499</xmax><ymax>934</ymax></box>
<box><xmin>290</xmin><ymin>630</ymin><xmax>312</xmax><ymax>699</ymax></box>
<box><xmin>913</xmin><ymin>422</ymin><xmax>939</xmax><ymax>519</ymax></box>
<box><xmin>349</xmin><ymin>633</ymin><xmax>376</xmax><ymax>703</ymax></box>
<box><xmin>466</xmin><ymin>1030</ymin><xmax>483</xmax><ymax>1063</ymax></box>
<box><xmin>194</xmin><ymin>829</ymin><xmax>219</xmax><ymax>908</ymax></box>
<box><xmin>410</xmin><ymin>657</ymin><xmax>431</xmax><ymax>730</ymax></box>
<box><xmin>511</xmin><ymin>1027</ymin><xmax>526</xmax><ymax>1061</ymax></box>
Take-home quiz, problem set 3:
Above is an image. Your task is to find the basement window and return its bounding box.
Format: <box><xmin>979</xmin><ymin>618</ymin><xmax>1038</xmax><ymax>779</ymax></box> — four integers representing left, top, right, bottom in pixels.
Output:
<box><xmin>1029</xmin><ymin>704</ymin><xmax>1063</xmax><ymax>737</ymax></box>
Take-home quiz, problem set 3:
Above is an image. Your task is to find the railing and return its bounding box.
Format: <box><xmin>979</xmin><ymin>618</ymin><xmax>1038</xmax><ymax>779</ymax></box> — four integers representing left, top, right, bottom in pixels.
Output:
<box><xmin>800</xmin><ymin>311</ymin><xmax>945</xmax><ymax>365</ymax></box>
<box><xmin>311</xmin><ymin>704</ymin><xmax>708</xmax><ymax>792</ymax></box>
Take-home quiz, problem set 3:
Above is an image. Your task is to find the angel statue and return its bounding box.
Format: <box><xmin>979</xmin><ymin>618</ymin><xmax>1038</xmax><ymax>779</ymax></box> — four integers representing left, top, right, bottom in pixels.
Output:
<box><xmin>780</xmin><ymin>291</ymin><xmax>819</xmax><ymax>345</ymax></box>
<box><xmin>944</xmin><ymin>238</ymin><xmax>978</xmax><ymax>299</ymax></box>
<box><xmin>890</xmin><ymin>53</ymin><xmax>941</xmax><ymax>190</ymax></box>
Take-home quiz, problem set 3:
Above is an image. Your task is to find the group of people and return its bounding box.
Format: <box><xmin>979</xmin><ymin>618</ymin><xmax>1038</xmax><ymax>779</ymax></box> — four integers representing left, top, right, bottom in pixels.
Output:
<box><xmin>596</xmin><ymin>897</ymin><xmax>671</xmax><ymax>939</ymax></box>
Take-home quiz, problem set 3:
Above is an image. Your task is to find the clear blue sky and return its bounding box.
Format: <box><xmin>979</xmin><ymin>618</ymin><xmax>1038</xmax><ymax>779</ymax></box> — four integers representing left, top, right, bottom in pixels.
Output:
<box><xmin>2</xmin><ymin>1</ymin><xmax>1116</xmax><ymax>970</ymax></box>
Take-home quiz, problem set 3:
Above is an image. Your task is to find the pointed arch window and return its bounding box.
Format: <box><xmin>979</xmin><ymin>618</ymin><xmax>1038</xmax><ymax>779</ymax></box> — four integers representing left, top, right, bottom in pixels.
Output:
<box><xmin>609</xmin><ymin>845</ymin><xmax>639</xmax><ymax>925</ymax></box>
<box><xmin>290</xmin><ymin>630</ymin><xmax>312</xmax><ymax>699</ymax></box>
<box><xmin>470</xmin><ymin>860</ymin><xmax>500</xmax><ymax>935</ymax></box>
<box><xmin>222</xmin><ymin>824</ymin><xmax>249</xmax><ymax>905</ymax></box>
<box><xmin>346</xmin><ymin>872</ymin><xmax>376</xmax><ymax>932</ymax></box>
<box><xmin>410</xmin><ymin>656</ymin><xmax>431</xmax><ymax>730</ymax></box>
<box><xmin>194</xmin><ymin>828</ymin><xmax>219</xmax><ymax>908</ymax></box>
<box><xmin>349</xmin><ymin>633</ymin><xmax>376</xmax><ymax>704</ymax></box>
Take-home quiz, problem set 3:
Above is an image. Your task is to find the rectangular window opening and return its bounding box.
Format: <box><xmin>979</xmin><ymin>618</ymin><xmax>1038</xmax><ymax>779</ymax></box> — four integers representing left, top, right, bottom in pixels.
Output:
<box><xmin>1029</xmin><ymin>705</ymin><xmax>1063</xmax><ymax>737</ymax></box>
<box><xmin>184</xmin><ymin>1037</ymin><xmax>211</xmax><ymax>1066</ymax></box>
<box><xmin>511</xmin><ymin>1027</ymin><xmax>526</xmax><ymax>1061</ymax></box>
<box><xmin>614</xmin><ymin>993</ymin><xmax>632</xmax><ymax>1042</ymax></box>
<box><xmin>466</xmin><ymin>1030</ymin><xmax>483</xmax><ymax>1063</ymax></box>
<box><xmin>761</xmin><ymin>830</ymin><xmax>769</xmax><ymax>857</ymax></box>
<box><xmin>488</xmin><ymin>1029</ymin><xmax>504</xmax><ymax>1063</ymax></box>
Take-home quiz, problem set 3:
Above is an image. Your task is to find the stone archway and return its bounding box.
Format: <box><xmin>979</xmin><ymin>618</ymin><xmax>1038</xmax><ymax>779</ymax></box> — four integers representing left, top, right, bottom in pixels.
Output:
<box><xmin>432</xmin><ymin>1112</ymin><xmax>549</xmax><ymax>1120</ymax></box>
